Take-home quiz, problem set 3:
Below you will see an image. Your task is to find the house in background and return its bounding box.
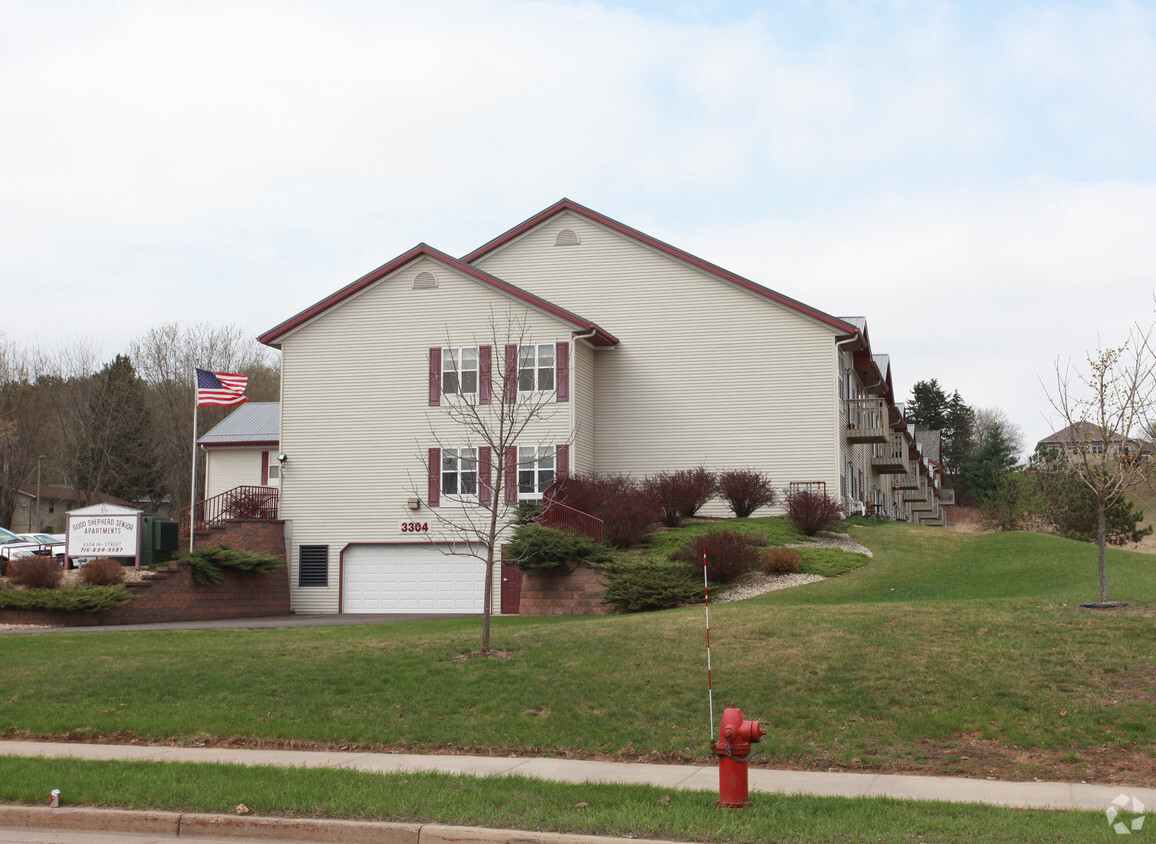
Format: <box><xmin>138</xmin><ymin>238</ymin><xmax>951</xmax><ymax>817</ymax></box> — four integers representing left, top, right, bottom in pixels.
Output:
<box><xmin>198</xmin><ymin>402</ymin><xmax>282</xmax><ymax>500</ymax></box>
<box><xmin>10</xmin><ymin>486</ymin><xmax>133</xmax><ymax>533</ymax></box>
<box><xmin>255</xmin><ymin>199</ymin><xmax>949</xmax><ymax>616</ymax></box>
<box><xmin>1036</xmin><ymin>422</ymin><xmax>1147</xmax><ymax>459</ymax></box>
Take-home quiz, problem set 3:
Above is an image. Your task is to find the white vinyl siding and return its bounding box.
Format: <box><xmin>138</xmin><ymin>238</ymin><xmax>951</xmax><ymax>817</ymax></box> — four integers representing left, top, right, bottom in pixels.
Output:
<box><xmin>472</xmin><ymin>213</ymin><xmax>841</xmax><ymax>512</ymax></box>
<box><xmin>277</xmin><ymin>256</ymin><xmax>576</xmax><ymax>613</ymax></box>
<box><xmin>204</xmin><ymin>448</ymin><xmax>265</xmax><ymax>502</ymax></box>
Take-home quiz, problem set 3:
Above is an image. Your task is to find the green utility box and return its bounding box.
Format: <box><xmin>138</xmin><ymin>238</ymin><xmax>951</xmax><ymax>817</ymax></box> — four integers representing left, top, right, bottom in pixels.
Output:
<box><xmin>140</xmin><ymin>516</ymin><xmax>179</xmax><ymax>567</ymax></box>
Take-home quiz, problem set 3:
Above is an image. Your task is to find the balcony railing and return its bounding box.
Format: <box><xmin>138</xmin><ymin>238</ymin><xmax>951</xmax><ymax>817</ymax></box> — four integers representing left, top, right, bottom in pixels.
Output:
<box><xmin>937</xmin><ymin>487</ymin><xmax>956</xmax><ymax>506</ymax></box>
<box><xmin>871</xmin><ymin>433</ymin><xmax>910</xmax><ymax>475</ymax></box>
<box><xmin>892</xmin><ymin>472</ymin><xmax>919</xmax><ymax>491</ymax></box>
<box><xmin>845</xmin><ymin>398</ymin><xmax>889</xmax><ymax>444</ymax></box>
<box><xmin>179</xmin><ymin>485</ymin><xmax>280</xmax><ymax>536</ymax></box>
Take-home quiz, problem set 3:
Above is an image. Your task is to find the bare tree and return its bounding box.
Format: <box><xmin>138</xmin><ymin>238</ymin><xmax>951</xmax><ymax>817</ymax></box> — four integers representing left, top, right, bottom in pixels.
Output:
<box><xmin>129</xmin><ymin>322</ymin><xmax>279</xmax><ymax>512</ymax></box>
<box><xmin>971</xmin><ymin>407</ymin><xmax>1025</xmax><ymax>457</ymax></box>
<box><xmin>417</xmin><ymin>309</ymin><xmax>568</xmax><ymax>654</ymax></box>
<box><xmin>1042</xmin><ymin>324</ymin><xmax>1156</xmax><ymax>604</ymax></box>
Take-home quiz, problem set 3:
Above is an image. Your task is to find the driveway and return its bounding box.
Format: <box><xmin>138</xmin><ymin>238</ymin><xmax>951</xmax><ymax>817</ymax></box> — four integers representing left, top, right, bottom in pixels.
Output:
<box><xmin>0</xmin><ymin>613</ymin><xmax>475</xmax><ymax>634</ymax></box>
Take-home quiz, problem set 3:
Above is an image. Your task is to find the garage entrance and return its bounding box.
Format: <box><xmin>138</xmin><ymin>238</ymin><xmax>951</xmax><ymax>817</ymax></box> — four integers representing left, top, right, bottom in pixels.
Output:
<box><xmin>342</xmin><ymin>543</ymin><xmax>484</xmax><ymax>613</ymax></box>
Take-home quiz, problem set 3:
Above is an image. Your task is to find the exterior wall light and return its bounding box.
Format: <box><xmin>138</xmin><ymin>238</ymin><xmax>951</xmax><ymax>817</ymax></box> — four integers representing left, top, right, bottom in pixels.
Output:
<box><xmin>407</xmin><ymin>498</ymin><xmax>421</xmax><ymax>511</ymax></box>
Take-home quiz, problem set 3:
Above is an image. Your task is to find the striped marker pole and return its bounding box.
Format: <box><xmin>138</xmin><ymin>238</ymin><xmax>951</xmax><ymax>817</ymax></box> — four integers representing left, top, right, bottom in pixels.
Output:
<box><xmin>703</xmin><ymin>549</ymin><xmax>714</xmax><ymax>739</ymax></box>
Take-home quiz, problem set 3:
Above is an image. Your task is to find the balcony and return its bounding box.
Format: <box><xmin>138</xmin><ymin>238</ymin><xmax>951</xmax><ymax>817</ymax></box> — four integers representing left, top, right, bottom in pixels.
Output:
<box><xmin>845</xmin><ymin>398</ymin><xmax>889</xmax><ymax>444</ymax></box>
<box><xmin>871</xmin><ymin>433</ymin><xmax>910</xmax><ymax>475</ymax></box>
<box><xmin>892</xmin><ymin>472</ymin><xmax>919</xmax><ymax>491</ymax></box>
<box><xmin>937</xmin><ymin>487</ymin><xmax>956</xmax><ymax>506</ymax></box>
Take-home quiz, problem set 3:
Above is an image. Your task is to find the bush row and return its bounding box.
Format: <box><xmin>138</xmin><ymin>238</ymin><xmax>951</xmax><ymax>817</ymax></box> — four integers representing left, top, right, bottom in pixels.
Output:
<box><xmin>551</xmin><ymin>468</ymin><xmax>780</xmax><ymax>547</ymax></box>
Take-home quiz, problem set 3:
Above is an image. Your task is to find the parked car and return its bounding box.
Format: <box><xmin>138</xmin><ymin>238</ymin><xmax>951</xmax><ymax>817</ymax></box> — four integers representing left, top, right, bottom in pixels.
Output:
<box><xmin>0</xmin><ymin>526</ymin><xmax>44</xmax><ymax>575</ymax></box>
<box><xmin>17</xmin><ymin>533</ymin><xmax>66</xmax><ymax>559</ymax></box>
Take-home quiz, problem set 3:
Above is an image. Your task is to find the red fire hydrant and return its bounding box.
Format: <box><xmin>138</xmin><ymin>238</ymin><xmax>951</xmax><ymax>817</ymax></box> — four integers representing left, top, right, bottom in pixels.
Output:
<box><xmin>714</xmin><ymin>705</ymin><xmax>766</xmax><ymax>808</ymax></box>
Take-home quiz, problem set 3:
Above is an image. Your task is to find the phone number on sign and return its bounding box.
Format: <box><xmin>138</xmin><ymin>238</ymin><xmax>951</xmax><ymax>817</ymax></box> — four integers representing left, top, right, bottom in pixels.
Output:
<box><xmin>398</xmin><ymin>521</ymin><xmax>430</xmax><ymax>534</ymax></box>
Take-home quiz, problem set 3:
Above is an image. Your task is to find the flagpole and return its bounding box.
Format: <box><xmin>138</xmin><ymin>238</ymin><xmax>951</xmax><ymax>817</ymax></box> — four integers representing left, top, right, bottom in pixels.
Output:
<box><xmin>190</xmin><ymin>369</ymin><xmax>199</xmax><ymax>552</ymax></box>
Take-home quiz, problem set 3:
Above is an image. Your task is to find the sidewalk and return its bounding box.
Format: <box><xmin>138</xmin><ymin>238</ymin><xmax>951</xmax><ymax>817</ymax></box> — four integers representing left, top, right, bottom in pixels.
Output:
<box><xmin>3</xmin><ymin>740</ymin><xmax>1153</xmax><ymax>812</ymax></box>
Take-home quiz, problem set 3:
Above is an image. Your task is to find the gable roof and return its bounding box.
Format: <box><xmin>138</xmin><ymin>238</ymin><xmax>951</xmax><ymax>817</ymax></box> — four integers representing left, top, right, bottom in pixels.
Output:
<box><xmin>199</xmin><ymin>402</ymin><xmax>280</xmax><ymax>447</ymax></box>
<box><xmin>463</xmin><ymin>198</ymin><xmax>860</xmax><ymax>338</ymax></box>
<box><xmin>1036</xmin><ymin>422</ymin><xmax>1145</xmax><ymax>451</ymax></box>
<box><xmin>258</xmin><ymin>243</ymin><xmax>618</xmax><ymax>349</ymax></box>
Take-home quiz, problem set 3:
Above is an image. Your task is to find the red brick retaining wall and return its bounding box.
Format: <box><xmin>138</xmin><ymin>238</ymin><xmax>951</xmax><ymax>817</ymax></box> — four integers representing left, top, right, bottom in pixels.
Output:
<box><xmin>517</xmin><ymin>563</ymin><xmax>612</xmax><ymax>616</ymax></box>
<box><xmin>0</xmin><ymin>520</ymin><xmax>288</xmax><ymax>627</ymax></box>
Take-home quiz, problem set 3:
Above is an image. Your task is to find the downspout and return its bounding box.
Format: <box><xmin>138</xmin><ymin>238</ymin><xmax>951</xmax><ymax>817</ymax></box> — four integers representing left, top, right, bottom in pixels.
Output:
<box><xmin>570</xmin><ymin>328</ymin><xmax>600</xmax><ymax>475</ymax></box>
<box><xmin>834</xmin><ymin>335</ymin><xmax>859</xmax><ymax>508</ymax></box>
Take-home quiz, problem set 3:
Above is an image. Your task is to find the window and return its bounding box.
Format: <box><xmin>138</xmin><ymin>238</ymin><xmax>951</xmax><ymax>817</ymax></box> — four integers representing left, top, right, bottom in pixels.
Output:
<box><xmin>518</xmin><ymin>445</ymin><xmax>555</xmax><ymax>500</ymax></box>
<box><xmin>518</xmin><ymin>344</ymin><xmax>556</xmax><ymax>394</ymax></box>
<box><xmin>441</xmin><ymin>447</ymin><xmax>478</xmax><ymax>501</ymax></box>
<box><xmin>441</xmin><ymin>346</ymin><xmax>479</xmax><ymax>403</ymax></box>
<box><xmin>298</xmin><ymin>545</ymin><xmax>328</xmax><ymax>587</ymax></box>
<box><xmin>1091</xmin><ymin>443</ymin><xmax>1104</xmax><ymax>454</ymax></box>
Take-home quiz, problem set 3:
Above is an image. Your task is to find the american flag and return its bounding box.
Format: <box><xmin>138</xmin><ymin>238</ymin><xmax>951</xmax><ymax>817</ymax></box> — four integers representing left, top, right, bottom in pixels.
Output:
<box><xmin>196</xmin><ymin>368</ymin><xmax>249</xmax><ymax>406</ymax></box>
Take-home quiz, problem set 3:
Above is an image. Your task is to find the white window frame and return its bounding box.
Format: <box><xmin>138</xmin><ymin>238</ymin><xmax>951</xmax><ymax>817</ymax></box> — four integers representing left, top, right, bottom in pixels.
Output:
<box><xmin>517</xmin><ymin>445</ymin><xmax>555</xmax><ymax>501</ymax></box>
<box><xmin>441</xmin><ymin>346</ymin><xmax>479</xmax><ymax>405</ymax></box>
<box><xmin>441</xmin><ymin>447</ymin><xmax>479</xmax><ymax>504</ymax></box>
<box><xmin>517</xmin><ymin>343</ymin><xmax>556</xmax><ymax>401</ymax></box>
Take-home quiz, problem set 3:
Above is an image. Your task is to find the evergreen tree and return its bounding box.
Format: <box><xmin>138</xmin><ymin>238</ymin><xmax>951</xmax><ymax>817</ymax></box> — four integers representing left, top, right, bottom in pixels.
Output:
<box><xmin>941</xmin><ymin>390</ymin><xmax>975</xmax><ymax>477</ymax></box>
<box><xmin>74</xmin><ymin>355</ymin><xmax>165</xmax><ymax>506</ymax></box>
<box><xmin>1032</xmin><ymin>448</ymin><xmax>1153</xmax><ymax>546</ymax></box>
<box><xmin>960</xmin><ymin>421</ymin><xmax>1018</xmax><ymax>503</ymax></box>
<box><xmin>907</xmin><ymin>379</ymin><xmax>949</xmax><ymax>429</ymax></box>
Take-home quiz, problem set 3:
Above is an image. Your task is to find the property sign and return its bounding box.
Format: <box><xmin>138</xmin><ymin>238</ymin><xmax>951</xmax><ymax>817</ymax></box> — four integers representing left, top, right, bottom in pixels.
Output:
<box><xmin>398</xmin><ymin>520</ymin><xmax>431</xmax><ymax>535</ymax></box>
<box><xmin>67</xmin><ymin>514</ymin><xmax>140</xmax><ymax>558</ymax></box>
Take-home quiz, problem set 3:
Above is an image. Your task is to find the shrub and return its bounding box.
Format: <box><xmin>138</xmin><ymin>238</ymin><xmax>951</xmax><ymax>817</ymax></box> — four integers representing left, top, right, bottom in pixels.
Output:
<box><xmin>7</xmin><ymin>557</ymin><xmax>62</xmax><ymax>589</ymax></box>
<box><xmin>669</xmin><ymin>529</ymin><xmax>763</xmax><ymax>583</ymax></box>
<box><xmin>642</xmin><ymin>468</ymin><xmax>718</xmax><ymax>527</ymax></box>
<box><xmin>225</xmin><ymin>489</ymin><xmax>276</xmax><ymax>519</ymax></box>
<box><xmin>786</xmin><ymin>491</ymin><xmax>847</xmax><ymax>536</ymax></box>
<box><xmin>0</xmin><ymin>584</ymin><xmax>134</xmax><ymax>612</ymax></box>
<box><xmin>762</xmin><ymin>547</ymin><xmax>801</xmax><ymax>575</ymax></box>
<box><xmin>717</xmin><ymin>469</ymin><xmax>777</xmax><ymax>518</ymax></box>
<box><xmin>503</xmin><ymin>525</ymin><xmax>613</xmax><ymax>575</ymax></box>
<box><xmin>601</xmin><ymin>556</ymin><xmax>702</xmax><ymax>612</ymax></box>
<box><xmin>78</xmin><ymin>558</ymin><xmax>126</xmax><ymax>586</ymax></box>
<box><xmin>180</xmin><ymin>546</ymin><xmax>284</xmax><ymax>585</ymax></box>
<box><xmin>552</xmin><ymin>473</ymin><xmax>659</xmax><ymax>548</ymax></box>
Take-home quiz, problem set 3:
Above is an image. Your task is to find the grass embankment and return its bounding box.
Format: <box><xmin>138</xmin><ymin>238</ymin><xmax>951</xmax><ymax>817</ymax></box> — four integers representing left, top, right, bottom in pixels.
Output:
<box><xmin>0</xmin><ymin>756</ymin><xmax>1121</xmax><ymax>844</ymax></box>
<box><xmin>0</xmin><ymin>518</ymin><xmax>1152</xmax><ymax>841</ymax></box>
<box><xmin>0</xmin><ymin>519</ymin><xmax>1152</xmax><ymax>782</ymax></box>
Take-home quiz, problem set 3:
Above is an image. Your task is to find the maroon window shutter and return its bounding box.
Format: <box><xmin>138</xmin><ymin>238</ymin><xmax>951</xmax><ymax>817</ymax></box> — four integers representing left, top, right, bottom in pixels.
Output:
<box><xmin>428</xmin><ymin>348</ymin><xmax>441</xmax><ymax>406</ymax></box>
<box><xmin>556</xmin><ymin>342</ymin><xmax>569</xmax><ymax>403</ymax></box>
<box><xmin>504</xmin><ymin>344</ymin><xmax>518</xmax><ymax>403</ymax></box>
<box><xmin>479</xmin><ymin>446</ymin><xmax>492</xmax><ymax>506</ymax></box>
<box><xmin>261</xmin><ymin>451</ymin><xmax>270</xmax><ymax>486</ymax></box>
<box><xmin>556</xmin><ymin>443</ymin><xmax>569</xmax><ymax>479</ymax></box>
<box><xmin>479</xmin><ymin>345</ymin><xmax>492</xmax><ymax>405</ymax></box>
<box><xmin>428</xmin><ymin>448</ymin><xmax>440</xmax><ymax>507</ymax></box>
<box><xmin>505</xmin><ymin>446</ymin><xmax>518</xmax><ymax>504</ymax></box>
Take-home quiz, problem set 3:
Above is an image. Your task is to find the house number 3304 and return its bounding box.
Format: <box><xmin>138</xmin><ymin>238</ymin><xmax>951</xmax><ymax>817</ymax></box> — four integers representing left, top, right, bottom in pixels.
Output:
<box><xmin>398</xmin><ymin>521</ymin><xmax>430</xmax><ymax>534</ymax></box>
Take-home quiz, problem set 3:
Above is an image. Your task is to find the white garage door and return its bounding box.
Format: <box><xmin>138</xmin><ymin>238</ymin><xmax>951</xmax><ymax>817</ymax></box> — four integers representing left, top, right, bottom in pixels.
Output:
<box><xmin>343</xmin><ymin>544</ymin><xmax>484</xmax><ymax>614</ymax></box>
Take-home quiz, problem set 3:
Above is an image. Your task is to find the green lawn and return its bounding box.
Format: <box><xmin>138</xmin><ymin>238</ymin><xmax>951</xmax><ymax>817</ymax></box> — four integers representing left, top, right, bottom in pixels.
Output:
<box><xmin>0</xmin><ymin>755</ymin><xmax>1128</xmax><ymax>844</ymax></box>
<box><xmin>1</xmin><ymin>518</ymin><xmax>1152</xmax><ymax>787</ymax></box>
<box><xmin>1</xmin><ymin>518</ymin><xmax>1154</xmax><ymax>842</ymax></box>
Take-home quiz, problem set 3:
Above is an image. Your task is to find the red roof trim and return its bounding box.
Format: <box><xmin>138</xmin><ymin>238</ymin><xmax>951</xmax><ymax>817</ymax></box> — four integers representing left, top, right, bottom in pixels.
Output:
<box><xmin>462</xmin><ymin>199</ymin><xmax>859</xmax><ymax>336</ymax></box>
<box><xmin>259</xmin><ymin>243</ymin><xmax>618</xmax><ymax>348</ymax></box>
<box><xmin>199</xmin><ymin>440</ymin><xmax>278</xmax><ymax>449</ymax></box>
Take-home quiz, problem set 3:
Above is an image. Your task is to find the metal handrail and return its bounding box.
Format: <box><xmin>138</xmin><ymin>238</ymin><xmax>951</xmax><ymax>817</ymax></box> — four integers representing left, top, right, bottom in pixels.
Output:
<box><xmin>540</xmin><ymin>486</ymin><xmax>604</xmax><ymax>543</ymax></box>
<box><xmin>179</xmin><ymin>485</ymin><xmax>279</xmax><ymax>535</ymax></box>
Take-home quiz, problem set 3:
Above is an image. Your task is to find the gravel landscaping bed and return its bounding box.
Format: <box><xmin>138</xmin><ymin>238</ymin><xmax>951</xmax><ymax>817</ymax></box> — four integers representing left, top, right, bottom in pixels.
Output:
<box><xmin>714</xmin><ymin>531</ymin><xmax>871</xmax><ymax>604</ymax></box>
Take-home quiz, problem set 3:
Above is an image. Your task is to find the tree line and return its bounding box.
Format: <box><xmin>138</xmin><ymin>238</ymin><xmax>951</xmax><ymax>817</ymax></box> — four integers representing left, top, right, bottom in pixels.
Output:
<box><xmin>0</xmin><ymin>324</ymin><xmax>279</xmax><ymax>530</ymax></box>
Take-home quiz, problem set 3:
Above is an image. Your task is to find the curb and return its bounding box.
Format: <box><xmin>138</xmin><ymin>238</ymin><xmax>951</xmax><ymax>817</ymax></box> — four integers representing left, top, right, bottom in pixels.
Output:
<box><xmin>0</xmin><ymin>805</ymin><xmax>675</xmax><ymax>844</ymax></box>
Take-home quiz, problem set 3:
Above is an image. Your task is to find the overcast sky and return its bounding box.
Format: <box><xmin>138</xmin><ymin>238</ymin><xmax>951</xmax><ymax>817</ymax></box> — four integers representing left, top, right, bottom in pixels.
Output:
<box><xmin>4</xmin><ymin>0</ymin><xmax>1154</xmax><ymax>452</ymax></box>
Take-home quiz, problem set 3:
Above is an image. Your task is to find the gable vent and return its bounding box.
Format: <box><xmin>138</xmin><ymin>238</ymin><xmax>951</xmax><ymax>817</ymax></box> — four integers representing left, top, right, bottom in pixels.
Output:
<box><xmin>413</xmin><ymin>271</ymin><xmax>439</xmax><ymax>289</ymax></box>
<box><xmin>554</xmin><ymin>228</ymin><xmax>580</xmax><ymax>246</ymax></box>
